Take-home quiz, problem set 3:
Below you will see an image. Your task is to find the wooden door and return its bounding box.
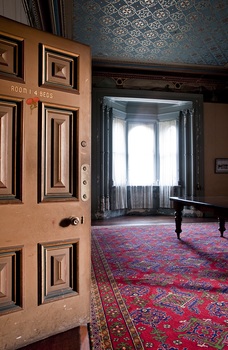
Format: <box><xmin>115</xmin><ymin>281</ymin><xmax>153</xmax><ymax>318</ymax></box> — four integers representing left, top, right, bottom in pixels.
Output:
<box><xmin>0</xmin><ymin>17</ymin><xmax>91</xmax><ymax>349</ymax></box>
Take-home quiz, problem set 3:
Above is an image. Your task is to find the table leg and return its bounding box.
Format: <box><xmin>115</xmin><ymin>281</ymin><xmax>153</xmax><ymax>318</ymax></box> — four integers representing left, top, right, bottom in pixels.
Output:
<box><xmin>174</xmin><ymin>209</ymin><xmax>182</xmax><ymax>239</ymax></box>
<box><xmin>218</xmin><ymin>217</ymin><xmax>226</xmax><ymax>237</ymax></box>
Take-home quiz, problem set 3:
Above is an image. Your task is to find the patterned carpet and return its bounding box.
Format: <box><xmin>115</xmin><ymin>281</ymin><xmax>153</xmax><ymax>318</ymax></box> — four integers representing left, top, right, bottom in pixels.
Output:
<box><xmin>90</xmin><ymin>223</ymin><xmax>228</xmax><ymax>350</ymax></box>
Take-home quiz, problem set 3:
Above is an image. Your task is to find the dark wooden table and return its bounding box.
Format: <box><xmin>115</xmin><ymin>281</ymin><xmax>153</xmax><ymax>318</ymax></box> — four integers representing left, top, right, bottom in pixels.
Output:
<box><xmin>170</xmin><ymin>196</ymin><xmax>228</xmax><ymax>239</ymax></box>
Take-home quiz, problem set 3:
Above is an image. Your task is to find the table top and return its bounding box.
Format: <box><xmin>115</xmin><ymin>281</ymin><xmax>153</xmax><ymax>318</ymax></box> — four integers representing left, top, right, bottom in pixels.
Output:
<box><xmin>170</xmin><ymin>196</ymin><xmax>228</xmax><ymax>209</ymax></box>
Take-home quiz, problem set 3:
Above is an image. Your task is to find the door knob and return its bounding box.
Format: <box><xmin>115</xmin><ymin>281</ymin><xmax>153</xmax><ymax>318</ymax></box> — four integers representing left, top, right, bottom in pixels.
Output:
<box><xmin>69</xmin><ymin>216</ymin><xmax>80</xmax><ymax>225</ymax></box>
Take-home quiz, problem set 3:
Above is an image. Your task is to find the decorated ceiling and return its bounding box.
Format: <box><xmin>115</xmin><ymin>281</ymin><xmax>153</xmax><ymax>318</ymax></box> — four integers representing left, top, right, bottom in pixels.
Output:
<box><xmin>72</xmin><ymin>0</ymin><xmax>228</xmax><ymax>67</ymax></box>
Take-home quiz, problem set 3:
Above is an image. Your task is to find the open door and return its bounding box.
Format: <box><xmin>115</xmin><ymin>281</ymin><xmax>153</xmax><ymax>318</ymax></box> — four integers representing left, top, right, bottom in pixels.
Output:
<box><xmin>0</xmin><ymin>17</ymin><xmax>91</xmax><ymax>349</ymax></box>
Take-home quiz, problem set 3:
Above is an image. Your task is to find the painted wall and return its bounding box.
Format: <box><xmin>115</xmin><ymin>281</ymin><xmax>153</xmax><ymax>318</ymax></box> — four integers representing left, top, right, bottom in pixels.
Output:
<box><xmin>0</xmin><ymin>0</ymin><xmax>28</xmax><ymax>24</ymax></box>
<box><xmin>204</xmin><ymin>103</ymin><xmax>228</xmax><ymax>196</ymax></box>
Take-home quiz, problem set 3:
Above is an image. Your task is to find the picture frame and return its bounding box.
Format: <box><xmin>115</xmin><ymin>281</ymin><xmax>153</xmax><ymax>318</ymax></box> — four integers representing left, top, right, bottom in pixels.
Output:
<box><xmin>215</xmin><ymin>158</ymin><xmax>228</xmax><ymax>173</ymax></box>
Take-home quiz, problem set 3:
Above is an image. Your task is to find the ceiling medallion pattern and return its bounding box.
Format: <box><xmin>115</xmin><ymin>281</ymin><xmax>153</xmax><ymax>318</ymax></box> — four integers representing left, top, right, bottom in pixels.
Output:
<box><xmin>73</xmin><ymin>0</ymin><xmax>228</xmax><ymax>66</ymax></box>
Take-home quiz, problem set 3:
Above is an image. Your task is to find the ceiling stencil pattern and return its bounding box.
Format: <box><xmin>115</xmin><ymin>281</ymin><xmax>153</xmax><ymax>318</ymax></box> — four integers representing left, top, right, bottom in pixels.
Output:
<box><xmin>73</xmin><ymin>0</ymin><xmax>228</xmax><ymax>67</ymax></box>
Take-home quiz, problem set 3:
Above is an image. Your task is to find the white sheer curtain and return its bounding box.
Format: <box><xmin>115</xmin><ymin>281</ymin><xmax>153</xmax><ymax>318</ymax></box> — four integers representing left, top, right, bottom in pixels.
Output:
<box><xmin>112</xmin><ymin>117</ymin><xmax>127</xmax><ymax>209</ymax></box>
<box><xmin>112</xmin><ymin>118</ymin><xmax>178</xmax><ymax>210</ymax></box>
<box><xmin>159</xmin><ymin>119</ymin><xmax>178</xmax><ymax>207</ymax></box>
<box><xmin>128</xmin><ymin>123</ymin><xmax>156</xmax><ymax>209</ymax></box>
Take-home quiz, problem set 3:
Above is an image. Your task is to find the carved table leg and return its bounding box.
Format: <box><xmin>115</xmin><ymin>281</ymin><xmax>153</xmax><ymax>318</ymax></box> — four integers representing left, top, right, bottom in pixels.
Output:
<box><xmin>174</xmin><ymin>208</ymin><xmax>183</xmax><ymax>239</ymax></box>
<box><xmin>218</xmin><ymin>217</ymin><xmax>226</xmax><ymax>237</ymax></box>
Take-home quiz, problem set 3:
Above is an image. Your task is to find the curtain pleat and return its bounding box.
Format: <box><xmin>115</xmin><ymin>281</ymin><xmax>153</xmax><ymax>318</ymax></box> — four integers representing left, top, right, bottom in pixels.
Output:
<box><xmin>112</xmin><ymin>117</ymin><xmax>127</xmax><ymax>209</ymax></box>
<box><xmin>128</xmin><ymin>186</ymin><xmax>154</xmax><ymax>209</ymax></box>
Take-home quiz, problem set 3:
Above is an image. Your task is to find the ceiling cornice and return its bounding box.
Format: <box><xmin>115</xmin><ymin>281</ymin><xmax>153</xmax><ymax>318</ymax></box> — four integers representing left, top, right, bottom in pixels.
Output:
<box><xmin>92</xmin><ymin>59</ymin><xmax>228</xmax><ymax>90</ymax></box>
<box><xmin>22</xmin><ymin>0</ymin><xmax>73</xmax><ymax>39</ymax></box>
<box><xmin>93</xmin><ymin>59</ymin><xmax>228</xmax><ymax>79</ymax></box>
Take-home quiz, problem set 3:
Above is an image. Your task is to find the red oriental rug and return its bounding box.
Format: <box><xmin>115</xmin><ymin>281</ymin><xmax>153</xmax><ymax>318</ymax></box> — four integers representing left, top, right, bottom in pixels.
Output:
<box><xmin>90</xmin><ymin>223</ymin><xmax>228</xmax><ymax>350</ymax></box>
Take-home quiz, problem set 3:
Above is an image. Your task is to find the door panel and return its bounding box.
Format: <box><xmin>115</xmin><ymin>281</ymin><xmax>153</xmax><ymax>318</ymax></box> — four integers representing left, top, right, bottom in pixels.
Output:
<box><xmin>0</xmin><ymin>17</ymin><xmax>91</xmax><ymax>349</ymax></box>
<box><xmin>0</xmin><ymin>99</ymin><xmax>22</xmax><ymax>202</ymax></box>
<box><xmin>39</xmin><ymin>105</ymin><xmax>78</xmax><ymax>201</ymax></box>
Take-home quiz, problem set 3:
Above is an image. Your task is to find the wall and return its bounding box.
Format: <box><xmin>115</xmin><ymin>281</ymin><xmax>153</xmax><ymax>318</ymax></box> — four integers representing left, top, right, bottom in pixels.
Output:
<box><xmin>0</xmin><ymin>0</ymin><xmax>28</xmax><ymax>24</ymax></box>
<box><xmin>204</xmin><ymin>103</ymin><xmax>228</xmax><ymax>196</ymax></box>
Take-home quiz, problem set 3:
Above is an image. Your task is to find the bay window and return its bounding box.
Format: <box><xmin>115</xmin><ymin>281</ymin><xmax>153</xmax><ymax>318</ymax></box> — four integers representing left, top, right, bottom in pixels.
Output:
<box><xmin>92</xmin><ymin>92</ymin><xmax>204</xmax><ymax>219</ymax></box>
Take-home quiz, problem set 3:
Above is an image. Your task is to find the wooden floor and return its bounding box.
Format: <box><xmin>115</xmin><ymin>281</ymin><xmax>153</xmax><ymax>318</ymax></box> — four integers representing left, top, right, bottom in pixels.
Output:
<box><xmin>91</xmin><ymin>214</ymin><xmax>215</xmax><ymax>226</ymax></box>
<box><xmin>20</xmin><ymin>326</ymin><xmax>90</xmax><ymax>350</ymax></box>
<box><xmin>20</xmin><ymin>215</ymin><xmax>216</xmax><ymax>350</ymax></box>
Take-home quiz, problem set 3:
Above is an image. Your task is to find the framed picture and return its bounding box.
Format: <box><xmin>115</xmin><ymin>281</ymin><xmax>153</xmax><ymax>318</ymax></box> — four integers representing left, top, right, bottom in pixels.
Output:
<box><xmin>215</xmin><ymin>158</ymin><xmax>228</xmax><ymax>173</ymax></box>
